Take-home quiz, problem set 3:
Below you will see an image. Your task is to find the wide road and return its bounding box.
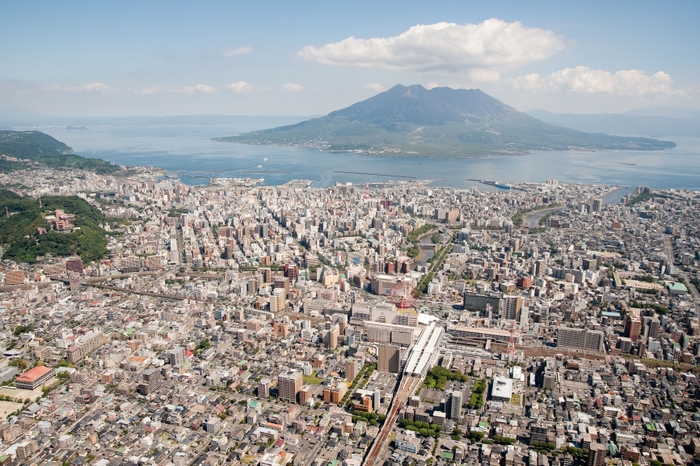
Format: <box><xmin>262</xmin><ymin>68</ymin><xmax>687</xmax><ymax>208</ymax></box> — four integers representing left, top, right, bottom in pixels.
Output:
<box><xmin>363</xmin><ymin>374</ymin><xmax>423</xmax><ymax>466</ymax></box>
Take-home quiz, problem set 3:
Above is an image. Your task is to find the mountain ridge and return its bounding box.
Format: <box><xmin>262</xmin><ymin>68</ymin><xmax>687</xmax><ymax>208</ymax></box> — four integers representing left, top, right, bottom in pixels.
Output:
<box><xmin>216</xmin><ymin>84</ymin><xmax>676</xmax><ymax>157</ymax></box>
<box><xmin>0</xmin><ymin>130</ymin><xmax>119</xmax><ymax>174</ymax></box>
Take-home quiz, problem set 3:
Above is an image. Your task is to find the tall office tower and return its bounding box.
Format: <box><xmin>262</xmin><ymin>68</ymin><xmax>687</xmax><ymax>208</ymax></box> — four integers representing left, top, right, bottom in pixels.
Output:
<box><xmin>278</xmin><ymin>370</ymin><xmax>303</xmax><ymax>403</ymax></box>
<box><xmin>624</xmin><ymin>315</ymin><xmax>642</xmax><ymax>342</ymax></box>
<box><xmin>329</xmin><ymin>324</ymin><xmax>339</xmax><ymax>349</ymax></box>
<box><xmin>502</xmin><ymin>296</ymin><xmax>522</xmax><ymax>321</ymax></box>
<box><xmin>346</xmin><ymin>357</ymin><xmax>360</xmax><ymax>381</ymax></box>
<box><xmin>270</xmin><ymin>288</ymin><xmax>285</xmax><ymax>313</ymax></box>
<box><xmin>646</xmin><ymin>317</ymin><xmax>661</xmax><ymax>339</ymax></box>
<box><xmin>447</xmin><ymin>390</ymin><xmax>462</xmax><ymax>422</ymax></box>
<box><xmin>592</xmin><ymin>199</ymin><xmax>603</xmax><ymax>212</ymax></box>
<box><xmin>378</xmin><ymin>345</ymin><xmax>401</xmax><ymax>373</ymax></box>
<box><xmin>168</xmin><ymin>347</ymin><xmax>186</xmax><ymax>367</ymax></box>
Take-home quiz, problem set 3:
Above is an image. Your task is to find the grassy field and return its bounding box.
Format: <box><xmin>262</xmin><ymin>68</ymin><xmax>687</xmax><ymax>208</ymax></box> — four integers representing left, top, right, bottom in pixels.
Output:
<box><xmin>303</xmin><ymin>372</ymin><xmax>323</xmax><ymax>385</ymax></box>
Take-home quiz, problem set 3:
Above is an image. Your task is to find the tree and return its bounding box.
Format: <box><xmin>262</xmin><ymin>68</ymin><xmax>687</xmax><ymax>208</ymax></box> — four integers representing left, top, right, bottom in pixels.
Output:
<box><xmin>9</xmin><ymin>359</ymin><xmax>29</xmax><ymax>371</ymax></box>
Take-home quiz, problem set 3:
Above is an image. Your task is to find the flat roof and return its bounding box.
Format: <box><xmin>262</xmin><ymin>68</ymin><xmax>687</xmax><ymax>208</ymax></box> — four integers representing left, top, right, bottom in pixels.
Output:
<box><xmin>450</xmin><ymin>326</ymin><xmax>512</xmax><ymax>337</ymax></box>
<box><xmin>667</xmin><ymin>282</ymin><xmax>688</xmax><ymax>291</ymax></box>
<box><xmin>16</xmin><ymin>366</ymin><xmax>53</xmax><ymax>383</ymax></box>
<box><xmin>491</xmin><ymin>376</ymin><xmax>514</xmax><ymax>400</ymax></box>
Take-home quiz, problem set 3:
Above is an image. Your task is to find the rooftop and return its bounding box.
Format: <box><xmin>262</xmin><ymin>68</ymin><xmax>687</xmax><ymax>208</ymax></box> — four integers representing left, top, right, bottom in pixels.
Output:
<box><xmin>16</xmin><ymin>365</ymin><xmax>53</xmax><ymax>383</ymax></box>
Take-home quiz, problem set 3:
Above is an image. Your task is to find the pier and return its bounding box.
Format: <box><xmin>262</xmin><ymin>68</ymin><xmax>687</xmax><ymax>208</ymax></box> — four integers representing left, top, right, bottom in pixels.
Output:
<box><xmin>334</xmin><ymin>170</ymin><xmax>416</xmax><ymax>179</ymax></box>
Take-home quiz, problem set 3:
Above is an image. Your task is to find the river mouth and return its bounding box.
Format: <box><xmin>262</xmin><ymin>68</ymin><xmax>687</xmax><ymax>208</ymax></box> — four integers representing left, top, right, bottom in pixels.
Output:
<box><xmin>523</xmin><ymin>207</ymin><xmax>565</xmax><ymax>228</ymax></box>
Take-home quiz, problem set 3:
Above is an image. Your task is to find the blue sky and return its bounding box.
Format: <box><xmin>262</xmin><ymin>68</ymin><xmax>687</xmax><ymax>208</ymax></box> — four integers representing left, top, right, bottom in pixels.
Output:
<box><xmin>1</xmin><ymin>0</ymin><xmax>699</xmax><ymax>116</ymax></box>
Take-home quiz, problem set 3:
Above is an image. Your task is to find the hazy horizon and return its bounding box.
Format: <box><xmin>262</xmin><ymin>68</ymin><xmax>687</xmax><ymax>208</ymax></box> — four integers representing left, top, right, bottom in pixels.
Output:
<box><xmin>1</xmin><ymin>1</ymin><xmax>699</xmax><ymax>117</ymax></box>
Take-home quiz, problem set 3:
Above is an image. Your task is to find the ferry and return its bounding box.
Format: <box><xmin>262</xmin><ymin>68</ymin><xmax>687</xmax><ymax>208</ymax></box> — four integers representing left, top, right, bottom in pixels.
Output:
<box><xmin>494</xmin><ymin>182</ymin><xmax>512</xmax><ymax>189</ymax></box>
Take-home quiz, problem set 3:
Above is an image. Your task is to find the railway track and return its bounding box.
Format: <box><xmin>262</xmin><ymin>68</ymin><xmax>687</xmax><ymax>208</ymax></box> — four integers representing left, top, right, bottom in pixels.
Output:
<box><xmin>363</xmin><ymin>374</ymin><xmax>422</xmax><ymax>466</ymax></box>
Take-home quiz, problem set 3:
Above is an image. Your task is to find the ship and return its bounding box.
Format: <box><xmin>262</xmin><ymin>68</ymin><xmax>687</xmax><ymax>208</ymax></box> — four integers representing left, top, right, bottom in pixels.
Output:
<box><xmin>494</xmin><ymin>182</ymin><xmax>512</xmax><ymax>189</ymax></box>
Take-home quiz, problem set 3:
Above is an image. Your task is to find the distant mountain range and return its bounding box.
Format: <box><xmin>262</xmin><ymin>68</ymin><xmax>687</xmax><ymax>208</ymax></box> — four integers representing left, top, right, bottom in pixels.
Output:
<box><xmin>526</xmin><ymin>107</ymin><xmax>700</xmax><ymax>138</ymax></box>
<box><xmin>215</xmin><ymin>84</ymin><xmax>676</xmax><ymax>157</ymax></box>
<box><xmin>0</xmin><ymin>106</ymin><xmax>309</xmax><ymax>129</ymax></box>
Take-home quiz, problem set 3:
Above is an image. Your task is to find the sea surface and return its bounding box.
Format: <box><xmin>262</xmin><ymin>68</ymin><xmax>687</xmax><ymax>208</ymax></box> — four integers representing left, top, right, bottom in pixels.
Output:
<box><xmin>27</xmin><ymin>124</ymin><xmax>700</xmax><ymax>198</ymax></box>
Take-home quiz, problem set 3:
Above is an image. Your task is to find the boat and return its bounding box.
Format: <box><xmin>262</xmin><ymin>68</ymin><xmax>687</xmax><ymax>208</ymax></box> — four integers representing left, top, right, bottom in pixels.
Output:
<box><xmin>263</xmin><ymin>158</ymin><xmax>268</xmax><ymax>161</ymax></box>
<box><xmin>494</xmin><ymin>182</ymin><xmax>512</xmax><ymax>189</ymax></box>
<box><xmin>257</xmin><ymin>165</ymin><xmax>263</xmax><ymax>168</ymax></box>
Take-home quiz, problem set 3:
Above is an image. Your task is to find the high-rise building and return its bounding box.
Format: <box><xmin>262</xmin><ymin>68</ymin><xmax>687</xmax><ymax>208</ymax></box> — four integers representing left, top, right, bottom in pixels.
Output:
<box><xmin>273</xmin><ymin>322</ymin><xmax>289</xmax><ymax>338</ymax></box>
<box><xmin>169</xmin><ymin>347</ymin><xmax>186</xmax><ymax>367</ymax></box>
<box><xmin>502</xmin><ymin>296</ymin><xmax>522</xmax><ymax>321</ymax></box>
<box><xmin>270</xmin><ymin>288</ymin><xmax>285</xmax><ymax>313</ymax></box>
<box><xmin>530</xmin><ymin>424</ymin><xmax>548</xmax><ymax>445</ymax></box>
<box><xmin>378</xmin><ymin>345</ymin><xmax>401</xmax><ymax>373</ymax></box>
<box><xmin>4</xmin><ymin>270</ymin><xmax>25</xmax><ymax>286</ymax></box>
<box><xmin>624</xmin><ymin>316</ymin><xmax>642</xmax><ymax>342</ymax></box>
<box><xmin>587</xmin><ymin>442</ymin><xmax>607</xmax><ymax>466</ymax></box>
<box><xmin>519</xmin><ymin>306</ymin><xmax>529</xmax><ymax>327</ymax></box>
<box><xmin>346</xmin><ymin>358</ymin><xmax>360</xmax><ymax>381</ymax></box>
<box><xmin>273</xmin><ymin>277</ymin><xmax>290</xmax><ymax>293</ymax></box>
<box><xmin>645</xmin><ymin>317</ymin><xmax>661</xmax><ymax>339</ymax></box>
<box><xmin>66</xmin><ymin>331</ymin><xmax>107</xmax><ymax>363</ymax></box>
<box><xmin>329</xmin><ymin>324</ymin><xmax>339</xmax><ymax>349</ymax></box>
<box><xmin>542</xmin><ymin>372</ymin><xmax>556</xmax><ymax>389</ymax></box>
<box><xmin>138</xmin><ymin>368</ymin><xmax>162</xmax><ymax>395</ymax></box>
<box><xmin>65</xmin><ymin>256</ymin><xmax>84</xmax><ymax>273</ymax></box>
<box><xmin>145</xmin><ymin>255</ymin><xmax>163</xmax><ymax>270</ymax></box>
<box><xmin>534</xmin><ymin>259</ymin><xmax>547</xmax><ymax>276</ymax></box>
<box><xmin>447</xmin><ymin>390</ymin><xmax>462</xmax><ymax>422</ymax></box>
<box><xmin>362</xmin><ymin>395</ymin><xmax>373</xmax><ymax>413</ymax></box>
<box><xmin>298</xmin><ymin>386</ymin><xmax>311</xmax><ymax>405</ymax></box>
<box><xmin>121</xmin><ymin>256</ymin><xmax>141</xmax><ymax>273</ymax></box>
<box><xmin>278</xmin><ymin>370</ymin><xmax>303</xmax><ymax>403</ymax></box>
<box><xmin>462</xmin><ymin>292</ymin><xmax>502</xmax><ymax>314</ymax></box>
<box><xmin>258</xmin><ymin>378</ymin><xmax>272</xmax><ymax>398</ymax></box>
<box><xmin>557</xmin><ymin>327</ymin><xmax>605</xmax><ymax>352</ymax></box>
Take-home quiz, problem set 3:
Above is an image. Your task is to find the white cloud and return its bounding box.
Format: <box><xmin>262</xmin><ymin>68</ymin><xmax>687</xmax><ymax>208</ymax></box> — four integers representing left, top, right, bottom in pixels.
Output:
<box><xmin>223</xmin><ymin>46</ymin><xmax>252</xmax><ymax>58</ymax></box>
<box><xmin>41</xmin><ymin>82</ymin><xmax>110</xmax><ymax>92</ymax></box>
<box><xmin>80</xmin><ymin>82</ymin><xmax>109</xmax><ymax>92</ymax></box>
<box><xmin>226</xmin><ymin>81</ymin><xmax>253</xmax><ymax>94</ymax></box>
<box><xmin>297</xmin><ymin>19</ymin><xmax>564</xmax><ymax>81</ymax></box>
<box><xmin>138</xmin><ymin>84</ymin><xmax>218</xmax><ymax>95</ymax></box>
<box><xmin>193</xmin><ymin>84</ymin><xmax>217</xmax><ymax>94</ymax></box>
<box><xmin>510</xmin><ymin>66</ymin><xmax>680</xmax><ymax>96</ymax></box>
<box><xmin>364</xmin><ymin>83</ymin><xmax>385</xmax><ymax>92</ymax></box>
<box><xmin>282</xmin><ymin>83</ymin><xmax>305</xmax><ymax>93</ymax></box>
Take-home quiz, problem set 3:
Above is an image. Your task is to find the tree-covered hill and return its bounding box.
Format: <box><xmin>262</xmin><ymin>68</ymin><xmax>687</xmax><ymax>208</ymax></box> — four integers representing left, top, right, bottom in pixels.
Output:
<box><xmin>0</xmin><ymin>190</ymin><xmax>108</xmax><ymax>263</ymax></box>
<box><xmin>0</xmin><ymin>130</ymin><xmax>119</xmax><ymax>174</ymax></box>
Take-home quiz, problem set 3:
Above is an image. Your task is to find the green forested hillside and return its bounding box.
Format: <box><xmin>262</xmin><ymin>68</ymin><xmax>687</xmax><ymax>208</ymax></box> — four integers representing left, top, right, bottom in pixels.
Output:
<box><xmin>0</xmin><ymin>130</ymin><xmax>119</xmax><ymax>174</ymax></box>
<box><xmin>0</xmin><ymin>190</ymin><xmax>108</xmax><ymax>263</ymax></box>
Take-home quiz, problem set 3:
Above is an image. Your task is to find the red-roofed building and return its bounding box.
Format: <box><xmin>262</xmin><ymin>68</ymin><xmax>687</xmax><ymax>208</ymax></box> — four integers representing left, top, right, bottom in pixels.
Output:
<box><xmin>15</xmin><ymin>366</ymin><xmax>55</xmax><ymax>390</ymax></box>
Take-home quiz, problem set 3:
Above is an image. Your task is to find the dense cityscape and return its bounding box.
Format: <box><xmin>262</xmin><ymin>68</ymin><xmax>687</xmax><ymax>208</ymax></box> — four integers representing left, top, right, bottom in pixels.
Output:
<box><xmin>0</xmin><ymin>165</ymin><xmax>698</xmax><ymax>466</ymax></box>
